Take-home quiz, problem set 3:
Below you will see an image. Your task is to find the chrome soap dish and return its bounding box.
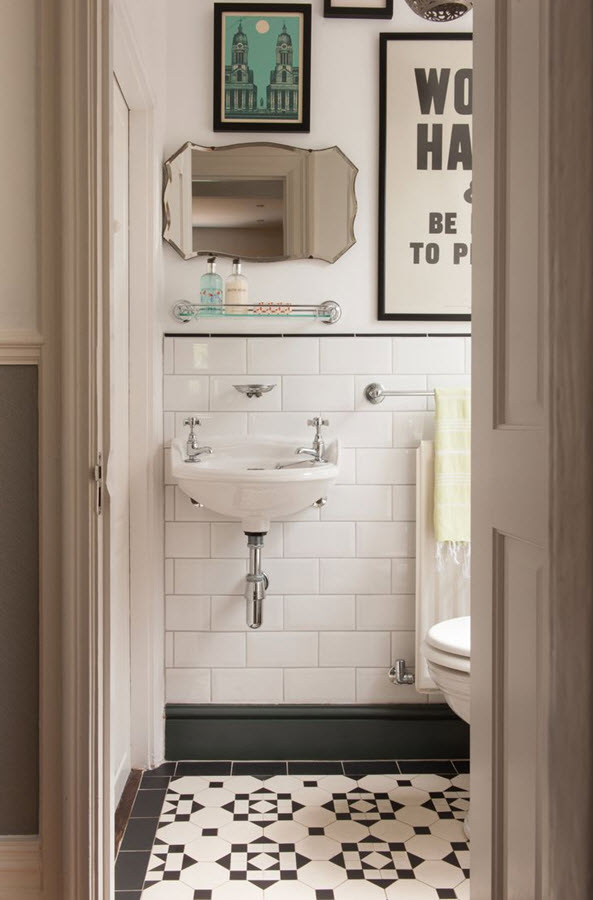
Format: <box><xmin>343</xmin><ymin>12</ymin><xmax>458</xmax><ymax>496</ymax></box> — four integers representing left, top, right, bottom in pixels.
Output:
<box><xmin>233</xmin><ymin>384</ymin><xmax>276</xmax><ymax>399</ymax></box>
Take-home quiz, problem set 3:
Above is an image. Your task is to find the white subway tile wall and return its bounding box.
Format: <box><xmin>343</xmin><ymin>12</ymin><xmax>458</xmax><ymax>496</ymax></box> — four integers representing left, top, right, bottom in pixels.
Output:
<box><xmin>163</xmin><ymin>335</ymin><xmax>470</xmax><ymax>704</ymax></box>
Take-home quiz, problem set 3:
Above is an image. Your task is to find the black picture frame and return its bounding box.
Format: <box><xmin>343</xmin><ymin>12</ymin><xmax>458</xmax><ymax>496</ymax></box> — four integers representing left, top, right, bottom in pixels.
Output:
<box><xmin>378</xmin><ymin>33</ymin><xmax>473</xmax><ymax>321</ymax></box>
<box><xmin>324</xmin><ymin>0</ymin><xmax>393</xmax><ymax>18</ymax></box>
<box><xmin>213</xmin><ymin>3</ymin><xmax>312</xmax><ymax>133</ymax></box>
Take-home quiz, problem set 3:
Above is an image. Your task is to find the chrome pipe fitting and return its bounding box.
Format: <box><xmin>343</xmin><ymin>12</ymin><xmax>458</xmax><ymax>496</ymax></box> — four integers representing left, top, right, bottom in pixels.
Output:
<box><xmin>245</xmin><ymin>532</ymin><xmax>268</xmax><ymax>629</ymax></box>
<box><xmin>389</xmin><ymin>659</ymin><xmax>416</xmax><ymax>685</ymax></box>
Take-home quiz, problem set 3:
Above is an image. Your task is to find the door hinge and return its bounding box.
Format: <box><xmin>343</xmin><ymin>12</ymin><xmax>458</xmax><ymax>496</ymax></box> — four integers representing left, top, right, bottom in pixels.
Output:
<box><xmin>94</xmin><ymin>452</ymin><xmax>103</xmax><ymax>516</ymax></box>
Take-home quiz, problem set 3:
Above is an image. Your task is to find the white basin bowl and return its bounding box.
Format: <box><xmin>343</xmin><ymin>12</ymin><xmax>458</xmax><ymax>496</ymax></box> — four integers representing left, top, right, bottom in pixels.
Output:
<box><xmin>171</xmin><ymin>435</ymin><xmax>339</xmax><ymax>532</ymax></box>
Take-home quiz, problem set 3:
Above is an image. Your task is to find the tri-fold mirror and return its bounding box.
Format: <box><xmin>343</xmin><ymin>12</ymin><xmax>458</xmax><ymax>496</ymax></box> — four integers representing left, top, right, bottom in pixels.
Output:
<box><xmin>163</xmin><ymin>141</ymin><xmax>358</xmax><ymax>263</ymax></box>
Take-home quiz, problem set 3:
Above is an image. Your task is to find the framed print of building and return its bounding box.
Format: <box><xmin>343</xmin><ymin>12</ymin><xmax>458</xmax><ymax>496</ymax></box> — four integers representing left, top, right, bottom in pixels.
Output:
<box><xmin>214</xmin><ymin>4</ymin><xmax>312</xmax><ymax>132</ymax></box>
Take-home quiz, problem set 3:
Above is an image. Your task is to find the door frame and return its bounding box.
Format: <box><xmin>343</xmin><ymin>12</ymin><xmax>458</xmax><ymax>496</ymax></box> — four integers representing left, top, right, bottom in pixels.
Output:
<box><xmin>49</xmin><ymin>0</ymin><xmax>593</xmax><ymax>895</ymax></box>
<box><xmin>112</xmin><ymin>0</ymin><xmax>164</xmax><ymax>776</ymax></box>
<box><xmin>471</xmin><ymin>0</ymin><xmax>593</xmax><ymax>896</ymax></box>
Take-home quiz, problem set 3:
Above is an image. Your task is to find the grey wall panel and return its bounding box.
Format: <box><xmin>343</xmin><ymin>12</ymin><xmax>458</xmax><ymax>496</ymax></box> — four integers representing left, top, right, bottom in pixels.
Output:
<box><xmin>0</xmin><ymin>365</ymin><xmax>38</xmax><ymax>834</ymax></box>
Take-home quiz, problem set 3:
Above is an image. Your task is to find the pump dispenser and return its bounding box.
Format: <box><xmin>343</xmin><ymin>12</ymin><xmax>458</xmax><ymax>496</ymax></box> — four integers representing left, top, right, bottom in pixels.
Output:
<box><xmin>200</xmin><ymin>256</ymin><xmax>223</xmax><ymax>314</ymax></box>
<box><xmin>225</xmin><ymin>258</ymin><xmax>249</xmax><ymax>306</ymax></box>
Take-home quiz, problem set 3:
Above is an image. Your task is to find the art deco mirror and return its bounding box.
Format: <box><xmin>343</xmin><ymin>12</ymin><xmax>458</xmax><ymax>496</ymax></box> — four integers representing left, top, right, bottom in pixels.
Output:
<box><xmin>163</xmin><ymin>142</ymin><xmax>358</xmax><ymax>263</ymax></box>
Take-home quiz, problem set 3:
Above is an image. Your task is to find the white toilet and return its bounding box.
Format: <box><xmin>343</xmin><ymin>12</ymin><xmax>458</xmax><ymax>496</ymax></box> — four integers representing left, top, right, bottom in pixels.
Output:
<box><xmin>423</xmin><ymin>615</ymin><xmax>471</xmax><ymax>838</ymax></box>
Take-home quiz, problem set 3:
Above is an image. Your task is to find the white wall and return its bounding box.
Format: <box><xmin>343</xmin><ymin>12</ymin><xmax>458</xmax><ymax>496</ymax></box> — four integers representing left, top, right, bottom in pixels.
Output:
<box><xmin>0</xmin><ymin>0</ymin><xmax>39</xmax><ymax>334</ymax></box>
<box><xmin>164</xmin><ymin>334</ymin><xmax>471</xmax><ymax>704</ymax></box>
<box><xmin>162</xmin><ymin>0</ymin><xmax>472</xmax><ymax>335</ymax></box>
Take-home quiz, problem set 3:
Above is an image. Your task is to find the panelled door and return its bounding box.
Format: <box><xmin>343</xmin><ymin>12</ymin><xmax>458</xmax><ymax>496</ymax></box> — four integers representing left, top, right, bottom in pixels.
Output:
<box><xmin>471</xmin><ymin>0</ymin><xmax>547</xmax><ymax>896</ymax></box>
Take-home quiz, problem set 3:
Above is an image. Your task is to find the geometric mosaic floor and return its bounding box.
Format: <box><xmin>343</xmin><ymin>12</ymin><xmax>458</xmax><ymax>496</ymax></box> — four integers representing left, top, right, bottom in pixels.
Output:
<box><xmin>115</xmin><ymin>760</ymin><xmax>470</xmax><ymax>900</ymax></box>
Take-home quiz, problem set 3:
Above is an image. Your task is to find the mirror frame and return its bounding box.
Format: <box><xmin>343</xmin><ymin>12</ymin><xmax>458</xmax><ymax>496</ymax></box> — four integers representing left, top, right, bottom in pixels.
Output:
<box><xmin>162</xmin><ymin>140</ymin><xmax>358</xmax><ymax>263</ymax></box>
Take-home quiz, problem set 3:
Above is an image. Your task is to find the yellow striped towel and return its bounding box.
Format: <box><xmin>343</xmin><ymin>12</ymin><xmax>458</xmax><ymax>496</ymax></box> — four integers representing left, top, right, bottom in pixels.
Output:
<box><xmin>434</xmin><ymin>387</ymin><xmax>471</xmax><ymax>573</ymax></box>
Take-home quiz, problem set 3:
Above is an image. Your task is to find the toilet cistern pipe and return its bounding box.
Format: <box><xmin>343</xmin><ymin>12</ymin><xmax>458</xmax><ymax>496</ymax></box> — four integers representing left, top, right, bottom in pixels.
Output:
<box><xmin>245</xmin><ymin>532</ymin><xmax>269</xmax><ymax>629</ymax></box>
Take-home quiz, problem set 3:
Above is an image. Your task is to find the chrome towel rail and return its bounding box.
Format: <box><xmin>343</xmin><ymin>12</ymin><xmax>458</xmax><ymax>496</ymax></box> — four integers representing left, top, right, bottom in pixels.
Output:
<box><xmin>365</xmin><ymin>382</ymin><xmax>435</xmax><ymax>404</ymax></box>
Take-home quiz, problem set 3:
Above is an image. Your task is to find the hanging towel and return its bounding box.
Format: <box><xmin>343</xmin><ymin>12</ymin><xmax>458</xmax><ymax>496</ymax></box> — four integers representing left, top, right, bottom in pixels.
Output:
<box><xmin>434</xmin><ymin>387</ymin><xmax>471</xmax><ymax>576</ymax></box>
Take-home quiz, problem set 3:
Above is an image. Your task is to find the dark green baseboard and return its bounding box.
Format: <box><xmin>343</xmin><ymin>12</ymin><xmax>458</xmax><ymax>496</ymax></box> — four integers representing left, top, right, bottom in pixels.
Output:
<box><xmin>165</xmin><ymin>703</ymin><xmax>469</xmax><ymax>761</ymax></box>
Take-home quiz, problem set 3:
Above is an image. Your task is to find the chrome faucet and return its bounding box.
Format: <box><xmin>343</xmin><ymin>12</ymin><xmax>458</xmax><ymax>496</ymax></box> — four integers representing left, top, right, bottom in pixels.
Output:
<box><xmin>184</xmin><ymin>417</ymin><xmax>212</xmax><ymax>463</ymax></box>
<box><xmin>296</xmin><ymin>417</ymin><xmax>329</xmax><ymax>463</ymax></box>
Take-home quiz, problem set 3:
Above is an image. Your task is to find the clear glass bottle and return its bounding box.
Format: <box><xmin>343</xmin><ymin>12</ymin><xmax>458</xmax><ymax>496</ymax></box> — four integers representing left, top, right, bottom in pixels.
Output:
<box><xmin>225</xmin><ymin>258</ymin><xmax>249</xmax><ymax>307</ymax></box>
<box><xmin>199</xmin><ymin>256</ymin><xmax>223</xmax><ymax>315</ymax></box>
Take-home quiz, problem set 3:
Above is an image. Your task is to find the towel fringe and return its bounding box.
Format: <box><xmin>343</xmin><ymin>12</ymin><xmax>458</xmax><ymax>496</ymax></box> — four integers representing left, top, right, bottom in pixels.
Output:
<box><xmin>436</xmin><ymin>541</ymin><xmax>471</xmax><ymax>579</ymax></box>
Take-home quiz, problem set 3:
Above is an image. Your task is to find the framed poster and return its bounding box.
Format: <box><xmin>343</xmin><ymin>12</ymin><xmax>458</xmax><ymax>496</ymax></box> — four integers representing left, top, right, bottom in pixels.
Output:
<box><xmin>213</xmin><ymin>4</ymin><xmax>311</xmax><ymax>133</ymax></box>
<box><xmin>378</xmin><ymin>33</ymin><xmax>472</xmax><ymax>320</ymax></box>
<box><xmin>324</xmin><ymin>0</ymin><xmax>393</xmax><ymax>18</ymax></box>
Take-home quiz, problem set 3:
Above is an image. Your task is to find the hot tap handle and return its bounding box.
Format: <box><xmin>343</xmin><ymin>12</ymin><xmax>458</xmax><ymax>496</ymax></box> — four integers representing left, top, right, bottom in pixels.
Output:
<box><xmin>184</xmin><ymin>417</ymin><xmax>201</xmax><ymax>430</ymax></box>
<box><xmin>307</xmin><ymin>417</ymin><xmax>329</xmax><ymax>429</ymax></box>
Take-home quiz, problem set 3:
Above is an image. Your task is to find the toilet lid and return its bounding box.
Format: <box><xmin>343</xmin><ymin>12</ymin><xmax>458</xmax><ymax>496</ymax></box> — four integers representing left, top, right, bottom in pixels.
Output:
<box><xmin>426</xmin><ymin>616</ymin><xmax>470</xmax><ymax>658</ymax></box>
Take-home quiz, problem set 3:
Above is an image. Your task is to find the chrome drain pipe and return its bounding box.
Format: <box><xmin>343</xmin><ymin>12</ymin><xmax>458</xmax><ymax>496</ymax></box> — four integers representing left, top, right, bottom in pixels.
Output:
<box><xmin>245</xmin><ymin>532</ymin><xmax>269</xmax><ymax>629</ymax></box>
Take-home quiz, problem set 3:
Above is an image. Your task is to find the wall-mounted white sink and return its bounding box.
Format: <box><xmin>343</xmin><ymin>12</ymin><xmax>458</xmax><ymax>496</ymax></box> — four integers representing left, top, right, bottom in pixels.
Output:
<box><xmin>170</xmin><ymin>435</ymin><xmax>339</xmax><ymax>533</ymax></box>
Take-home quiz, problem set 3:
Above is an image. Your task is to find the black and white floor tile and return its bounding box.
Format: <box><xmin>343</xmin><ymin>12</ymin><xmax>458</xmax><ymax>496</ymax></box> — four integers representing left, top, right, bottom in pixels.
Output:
<box><xmin>116</xmin><ymin>761</ymin><xmax>470</xmax><ymax>900</ymax></box>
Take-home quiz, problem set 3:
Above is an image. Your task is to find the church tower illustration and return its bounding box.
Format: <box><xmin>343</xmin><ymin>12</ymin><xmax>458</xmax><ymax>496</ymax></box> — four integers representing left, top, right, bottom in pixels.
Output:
<box><xmin>266</xmin><ymin>22</ymin><xmax>299</xmax><ymax>118</ymax></box>
<box><xmin>224</xmin><ymin>20</ymin><xmax>257</xmax><ymax>115</ymax></box>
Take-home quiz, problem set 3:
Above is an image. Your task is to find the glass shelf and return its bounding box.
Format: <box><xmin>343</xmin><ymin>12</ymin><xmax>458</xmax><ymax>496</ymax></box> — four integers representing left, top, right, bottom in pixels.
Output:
<box><xmin>172</xmin><ymin>300</ymin><xmax>342</xmax><ymax>325</ymax></box>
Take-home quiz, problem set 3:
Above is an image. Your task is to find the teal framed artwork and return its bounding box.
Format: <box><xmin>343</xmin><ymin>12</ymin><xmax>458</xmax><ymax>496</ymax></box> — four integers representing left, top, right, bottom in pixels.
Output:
<box><xmin>213</xmin><ymin>4</ymin><xmax>312</xmax><ymax>132</ymax></box>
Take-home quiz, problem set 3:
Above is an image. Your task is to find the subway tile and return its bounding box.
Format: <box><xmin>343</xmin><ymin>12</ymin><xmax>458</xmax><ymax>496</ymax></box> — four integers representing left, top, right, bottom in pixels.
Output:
<box><xmin>165</xmin><ymin>631</ymin><xmax>174</xmax><ymax>667</ymax></box>
<box><xmin>174</xmin><ymin>486</ymin><xmax>235</xmax><ymax>523</ymax></box>
<box><xmin>165</xmin><ymin>485</ymin><xmax>175</xmax><ymax>521</ymax></box>
<box><xmin>165</xmin><ymin>559</ymin><xmax>174</xmax><ymax>594</ymax></box>
<box><xmin>284</xmin><ymin>668</ymin><xmax>355</xmax><ymax>703</ymax></box>
<box><xmin>393</xmin><ymin>337</ymin><xmax>465</xmax><ymax>374</ymax></box>
<box><xmin>320</xmin><ymin>337</ymin><xmax>392</xmax><ymax>374</ymax></box>
<box><xmin>320</xmin><ymin>558</ymin><xmax>391</xmax><ymax>594</ymax></box>
<box><xmin>284</xmin><ymin>595</ymin><xmax>355</xmax><ymax>630</ymax></box>
<box><xmin>163</xmin><ymin>337</ymin><xmax>175</xmax><ymax>374</ymax></box>
<box><xmin>248</xmin><ymin>337</ymin><xmax>319</xmax><ymax>374</ymax></box>
<box><xmin>392</xmin><ymin>630</ymin><xmax>416</xmax><ymax>664</ymax></box>
<box><xmin>174</xmin><ymin>558</ymin><xmax>246</xmax><ymax>595</ymax></box>
<box><xmin>211</xmin><ymin>522</ymin><xmax>283</xmax><ymax>558</ymax></box>
<box><xmin>355</xmin><ymin>375</ymin><xmax>428</xmax><ymax>411</ymax></box>
<box><xmin>319</xmin><ymin>631</ymin><xmax>391</xmax><ymax>667</ymax></box>
<box><xmin>393</xmin><ymin>411</ymin><xmax>435</xmax><ymax>448</ymax></box>
<box><xmin>163</xmin><ymin>374</ymin><xmax>209</xmax><ymax>412</ymax></box>
<box><xmin>356</xmin><ymin>595</ymin><xmax>415</xmax><ymax>631</ymax></box>
<box><xmin>210</xmin><ymin>375</ymin><xmax>281</xmax><ymax>411</ymax></box>
<box><xmin>163</xmin><ymin>411</ymin><xmax>175</xmax><ymax>446</ymax></box>
<box><xmin>356</xmin><ymin>522</ymin><xmax>415</xmax><ymax>558</ymax></box>
<box><xmin>165</xmin><ymin>522</ymin><xmax>210</xmax><ymax>558</ymax></box>
<box><xmin>211</xmin><ymin>594</ymin><xmax>284</xmax><ymax>631</ymax></box>
<box><xmin>282</xmin><ymin>375</ymin><xmax>354</xmax><ymax>411</ymax></box>
<box><xmin>356</xmin><ymin>449</ymin><xmax>416</xmax><ymax>485</ymax></box>
<box><xmin>283</xmin><ymin>522</ymin><xmax>355</xmax><ymax>558</ymax></box>
<box><xmin>165</xmin><ymin>595</ymin><xmax>211</xmax><ymax>631</ymax></box>
<box><xmin>392</xmin><ymin>558</ymin><xmax>416</xmax><ymax>594</ymax></box>
<box><xmin>174</xmin><ymin>337</ymin><xmax>246</xmax><ymax>374</ymax></box>
<box><xmin>336</xmin><ymin>448</ymin><xmax>356</xmax><ymax>484</ymax></box>
<box><xmin>464</xmin><ymin>337</ymin><xmax>472</xmax><ymax>373</ymax></box>
<box><xmin>165</xmin><ymin>667</ymin><xmax>211</xmax><ymax>703</ymax></box>
<box><xmin>248</xmin><ymin>411</ymin><xmax>318</xmax><ymax>441</ymax></box>
<box><xmin>392</xmin><ymin>485</ymin><xmax>416</xmax><ymax>521</ymax></box>
<box><xmin>263</xmin><ymin>558</ymin><xmax>319</xmax><ymax>594</ymax></box>
<box><xmin>426</xmin><ymin>373</ymin><xmax>471</xmax><ymax>408</ymax></box>
<box><xmin>174</xmin><ymin>631</ymin><xmax>245</xmax><ymax>668</ymax></box>
<box><xmin>164</xmin><ymin>448</ymin><xmax>175</xmax><ymax>484</ymax></box>
<box><xmin>356</xmin><ymin>668</ymin><xmax>421</xmax><ymax>703</ymax></box>
<box><xmin>247</xmin><ymin>631</ymin><xmax>318</xmax><ymax>667</ymax></box>
<box><xmin>173</xmin><ymin>411</ymin><xmax>248</xmax><ymax>441</ymax></box>
<box><xmin>320</xmin><ymin>485</ymin><xmax>392</xmax><ymax>521</ymax></box>
<box><xmin>211</xmin><ymin>668</ymin><xmax>284</xmax><ymax>703</ymax></box>
<box><xmin>323</xmin><ymin>411</ymin><xmax>392</xmax><ymax>448</ymax></box>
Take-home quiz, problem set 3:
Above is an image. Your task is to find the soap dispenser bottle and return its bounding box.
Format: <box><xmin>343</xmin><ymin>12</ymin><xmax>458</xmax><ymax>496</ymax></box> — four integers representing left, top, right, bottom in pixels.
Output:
<box><xmin>200</xmin><ymin>256</ymin><xmax>223</xmax><ymax>314</ymax></box>
<box><xmin>225</xmin><ymin>258</ymin><xmax>249</xmax><ymax>307</ymax></box>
